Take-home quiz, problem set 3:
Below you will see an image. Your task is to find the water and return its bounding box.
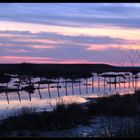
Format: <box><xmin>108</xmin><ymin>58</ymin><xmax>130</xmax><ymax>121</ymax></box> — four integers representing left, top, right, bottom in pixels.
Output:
<box><xmin>0</xmin><ymin>72</ymin><xmax>139</xmax><ymax>118</ymax></box>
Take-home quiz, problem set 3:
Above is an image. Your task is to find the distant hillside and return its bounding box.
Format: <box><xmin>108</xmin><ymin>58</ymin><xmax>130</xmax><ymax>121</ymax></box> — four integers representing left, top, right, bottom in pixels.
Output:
<box><xmin>0</xmin><ymin>63</ymin><xmax>139</xmax><ymax>74</ymax></box>
<box><xmin>0</xmin><ymin>63</ymin><xmax>113</xmax><ymax>74</ymax></box>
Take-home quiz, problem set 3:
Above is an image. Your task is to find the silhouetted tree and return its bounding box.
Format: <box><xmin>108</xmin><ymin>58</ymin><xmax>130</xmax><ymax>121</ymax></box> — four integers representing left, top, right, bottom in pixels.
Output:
<box><xmin>118</xmin><ymin>43</ymin><xmax>140</xmax><ymax>91</ymax></box>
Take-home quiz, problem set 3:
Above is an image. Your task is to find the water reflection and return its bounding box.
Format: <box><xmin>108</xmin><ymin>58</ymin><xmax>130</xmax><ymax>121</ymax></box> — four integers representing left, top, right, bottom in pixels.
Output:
<box><xmin>0</xmin><ymin>72</ymin><xmax>139</xmax><ymax>116</ymax></box>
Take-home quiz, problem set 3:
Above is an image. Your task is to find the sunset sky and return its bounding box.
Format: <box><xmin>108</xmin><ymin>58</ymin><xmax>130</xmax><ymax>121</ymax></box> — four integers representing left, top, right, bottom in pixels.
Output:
<box><xmin>0</xmin><ymin>3</ymin><xmax>140</xmax><ymax>66</ymax></box>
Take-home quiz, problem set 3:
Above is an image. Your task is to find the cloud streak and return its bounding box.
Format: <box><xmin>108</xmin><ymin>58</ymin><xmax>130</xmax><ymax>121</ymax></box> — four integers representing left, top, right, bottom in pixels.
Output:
<box><xmin>0</xmin><ymin>4</ymin><xmax>140</xmax><ymax>65</ymax></box>
<box><xmin>0</xmin><ymin>3</ymin><xmax>140</xmax><ymax>29</ymax></box>
<box><xmin>0</xmin><ymin>30</ymin><xmax>131</xmax><ymax>57</ymax></box>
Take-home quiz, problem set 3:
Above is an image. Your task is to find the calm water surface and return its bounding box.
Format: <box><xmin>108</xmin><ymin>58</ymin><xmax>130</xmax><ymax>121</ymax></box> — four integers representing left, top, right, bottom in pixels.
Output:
<box><xmin>0</xmin><ymin>72</ymin><xmax>139</xmax><ymax>118</ymax></box>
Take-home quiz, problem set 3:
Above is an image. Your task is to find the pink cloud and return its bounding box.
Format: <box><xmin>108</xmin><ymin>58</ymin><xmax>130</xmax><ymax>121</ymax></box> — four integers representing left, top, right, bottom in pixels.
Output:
<box><xmin>6</xmin><ymin>49</ymin><xmax>29</xmax><ymax>53</ymax></box>
<box><xmin>52</xmin><ymin>59</ymin><xmax>114</xmax><ymax>65</ymax></box>
<box><xmin>32</xmin><ymin>45</ymin><xmax>54</xmax><ymax>49</ymax></box>
<box><xmin>0</xmin><ymin>56</ymin><xmax>55</xmax><ymax>63</ymax></box>
<box><xmin>0</xmin><ymin>56</ymin><xmax>114</xmax><ymax>65</ymax></box>
<box><xmin>0</xmin><ymin>55</ymin><xmax>137</xmax><ymax>66</ymax></box>
<box><xmin>86</xmin><ymin>45</ymin><xmax>109</xmax><ymax>51</ymax></box>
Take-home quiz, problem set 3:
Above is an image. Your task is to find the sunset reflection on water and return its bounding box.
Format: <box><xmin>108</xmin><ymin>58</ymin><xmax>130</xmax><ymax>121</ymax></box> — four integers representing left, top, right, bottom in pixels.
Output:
<box><xmin>0</xmin><ymin>72</ymin><xmax>139</xmax><ymax>118</ymax></box>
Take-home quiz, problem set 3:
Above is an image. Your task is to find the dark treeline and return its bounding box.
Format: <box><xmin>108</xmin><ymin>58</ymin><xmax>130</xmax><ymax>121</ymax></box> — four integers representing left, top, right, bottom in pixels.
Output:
<box><xmin>0</xmin><ymin>63</ymin><xmax>140</xmax><ymax>78</ymax></box>
<box><xmin>0</xmin><ymin>63</ymin><xmax>139</xmax><ymax>73</ymax></box>
<box><xmin>0</xmin><ymin>63</ymin><xmax>113</xmax><ymax>74</ymax></box>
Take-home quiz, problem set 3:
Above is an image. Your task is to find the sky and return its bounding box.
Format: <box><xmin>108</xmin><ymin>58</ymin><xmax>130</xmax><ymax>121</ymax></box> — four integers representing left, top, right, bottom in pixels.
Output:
<box><xmin>0</xmin><ymin>3</ymin><xmax>140</xmax><ymax>66</ymax></box>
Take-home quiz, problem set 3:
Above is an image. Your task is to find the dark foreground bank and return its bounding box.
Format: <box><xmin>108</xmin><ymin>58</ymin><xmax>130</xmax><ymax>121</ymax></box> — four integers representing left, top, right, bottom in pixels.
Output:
<box><xmin>0</xmin><ymin>90</ymin><xmax>140</xmax><ymax>137</ymax></box>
